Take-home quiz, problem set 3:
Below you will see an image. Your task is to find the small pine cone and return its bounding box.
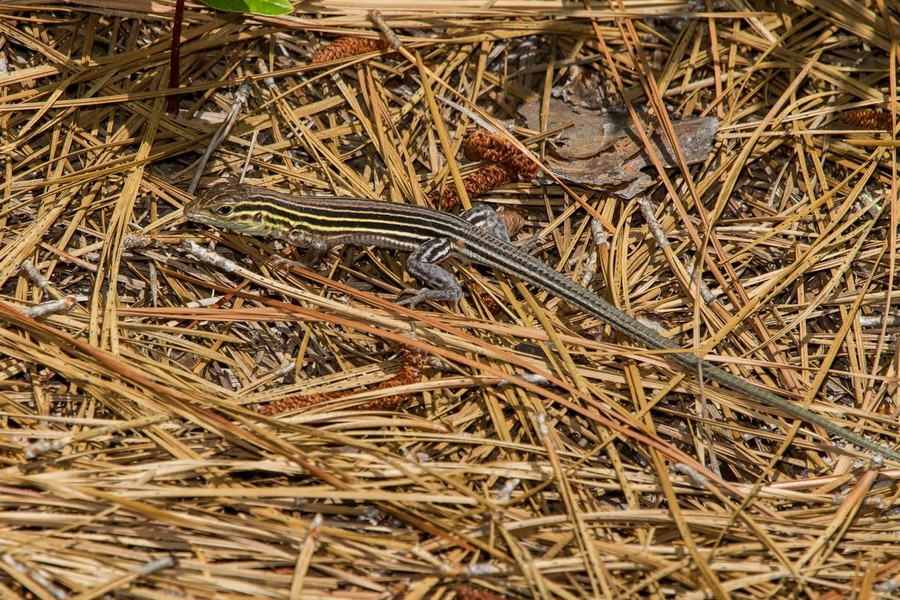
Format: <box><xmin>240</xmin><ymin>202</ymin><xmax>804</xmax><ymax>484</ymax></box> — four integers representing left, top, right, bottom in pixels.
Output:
<box><xmin>841</xmin><ymin>109</ymin><xmax>894</xmax><ymax>130</ymax></box>
<box><xmin>258</xmin><ymin>391</ymin><xmax>342</xmax><ymax>416</ymax></box>
<box><xmin>472</xmin><ymin>287</ymin><xmax>503</xmax><ymax>314</ymax></box>
<box><xmin>431</xmin><ymin>163</ymin><xmax>519</xmax><ymax>210</ymax></box>
<box><xmin>502</xmin><ymin>152</ymin><xmax>537</xmax><ymax>180</ymax></box>
<box><xmin>258</xmin><ymin>347</ymin><xmax>425</xmax><ymax>415</ymax></box>
<box><xmin>312</xmin><ymin>37</ymin><xmax>393</xmax><ymax>64</ymax></box>
<box><xmin>358</xmin><ymin>346</ymin><xmax>425</xmax><ymax>410</ymax></box>
<box><xmin>464</xmin><ymin>130</ymin><xmax>537</xmax><ymax>180</ymax></box>
<box><xmin>464</xmin><ymin>129</ymin><xmax>520</xmax><ymax>164</ymax></box>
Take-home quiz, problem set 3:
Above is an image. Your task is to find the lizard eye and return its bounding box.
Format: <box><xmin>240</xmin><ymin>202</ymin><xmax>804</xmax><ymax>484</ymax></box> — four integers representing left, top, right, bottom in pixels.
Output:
<box><xmin>214</xmin><ymin>205</ymin><xmax>234</xmax><ymax>216</ymax></box>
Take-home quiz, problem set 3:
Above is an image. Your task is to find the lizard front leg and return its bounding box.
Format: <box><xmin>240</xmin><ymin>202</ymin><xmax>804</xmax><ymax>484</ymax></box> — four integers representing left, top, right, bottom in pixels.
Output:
<box><xmin>276</xmin><ymin>229</ymin><xmax>333</xmax><ymax>268</ymax></box>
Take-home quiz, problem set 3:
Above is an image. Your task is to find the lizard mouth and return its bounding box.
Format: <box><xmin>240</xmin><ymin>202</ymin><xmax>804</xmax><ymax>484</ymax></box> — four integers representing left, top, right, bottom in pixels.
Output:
<box><xmin>183</xmin><ymin>209</ymin><xmax>209</xmax><ymax>224</ymax></box>
<box><xmin>183</xmin><ymin>203</ymin><xmax>232</xmax><ymax>228</ymax></box>
<box><xmin>182</xmin><ymin>200</ymin><xmax>207</xmax><ymax>221</ymax></box>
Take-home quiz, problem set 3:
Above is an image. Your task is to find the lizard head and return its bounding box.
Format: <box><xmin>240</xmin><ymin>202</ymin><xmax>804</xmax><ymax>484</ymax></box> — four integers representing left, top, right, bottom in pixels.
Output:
<box><xmin>185</xmin><ymin>182</ymin><xmax>281</xmax><ymax>238</ymax></box>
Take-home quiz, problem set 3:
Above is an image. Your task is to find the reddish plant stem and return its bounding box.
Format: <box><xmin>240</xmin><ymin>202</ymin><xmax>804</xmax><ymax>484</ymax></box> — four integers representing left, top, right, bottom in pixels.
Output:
<box><xmin>167</xmin><ymin>0</ymin><xmax>185</xmax><ymax>114</ymax></box>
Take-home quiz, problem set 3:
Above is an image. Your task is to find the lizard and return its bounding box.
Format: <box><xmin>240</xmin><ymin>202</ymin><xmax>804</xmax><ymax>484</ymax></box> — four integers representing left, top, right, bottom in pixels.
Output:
<box><xmin>184</xmin><ymin>181</ymin><xmax>900</xmax><ymax>462</ymax></box>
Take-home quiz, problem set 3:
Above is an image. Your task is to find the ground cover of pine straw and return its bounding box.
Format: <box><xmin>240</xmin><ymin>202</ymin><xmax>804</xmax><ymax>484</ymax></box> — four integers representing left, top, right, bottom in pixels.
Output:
<box><xmin>2</xmin><ymin>1</ymin><xmax>900</xmax><ymax>598</ymax></box>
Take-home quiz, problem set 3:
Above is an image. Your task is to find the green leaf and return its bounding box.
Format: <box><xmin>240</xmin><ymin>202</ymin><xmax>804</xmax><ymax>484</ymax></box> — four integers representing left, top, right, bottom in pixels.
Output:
<box><xmin>198</xmin><ymin>0</ymin><xmax>293</xmax><ymax>16</ymax></box>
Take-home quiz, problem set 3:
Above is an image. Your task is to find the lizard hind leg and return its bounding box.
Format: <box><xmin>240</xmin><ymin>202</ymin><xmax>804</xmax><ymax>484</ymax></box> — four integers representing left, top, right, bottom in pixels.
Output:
<box><xmin>398</xmin><ymin>237</ymin><xmax>463</xmax><ymax>309</ymax></box>
<box><xmin>400</xmin><ymin>205</ymin><xmax>517</xmax><ymax>309</ymax></box>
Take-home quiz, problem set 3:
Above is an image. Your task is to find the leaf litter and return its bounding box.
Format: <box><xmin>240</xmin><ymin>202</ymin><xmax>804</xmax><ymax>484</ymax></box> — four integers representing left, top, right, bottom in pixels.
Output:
<box><xmin>1</xmin><ymin>2</ymin><xmax>899</xmax><ymax>599</ymax></box>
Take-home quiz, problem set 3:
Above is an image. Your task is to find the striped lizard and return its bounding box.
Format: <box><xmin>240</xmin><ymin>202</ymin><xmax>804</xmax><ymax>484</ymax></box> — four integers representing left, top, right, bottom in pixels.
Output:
<box><xmin>185</xmin><ymin>181</ymin><xmax>900</xmax><ymax>462</ymax></box>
